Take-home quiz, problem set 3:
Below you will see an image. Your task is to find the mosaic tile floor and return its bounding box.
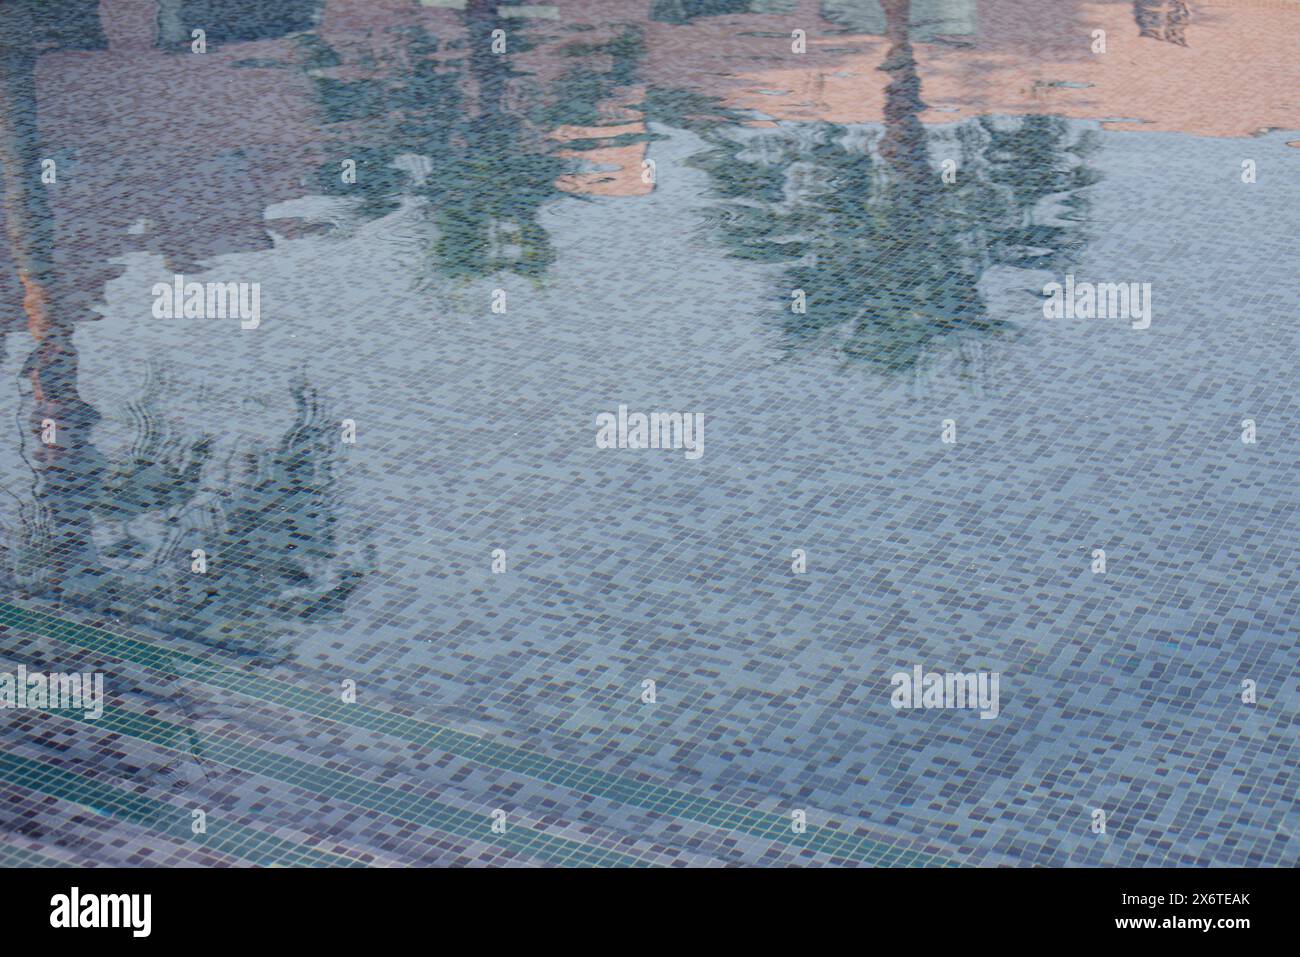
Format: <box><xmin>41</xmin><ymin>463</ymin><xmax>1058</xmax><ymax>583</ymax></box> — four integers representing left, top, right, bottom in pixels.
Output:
<box><xmin>0</xmin><ymin>0</ymin><xmax>1296</xmax><ymax>867</ymax></box>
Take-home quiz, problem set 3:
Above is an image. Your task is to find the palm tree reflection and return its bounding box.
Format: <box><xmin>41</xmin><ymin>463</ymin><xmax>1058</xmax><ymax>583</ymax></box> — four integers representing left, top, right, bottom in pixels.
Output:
<box><xmin>690</xmin><ymin>0</ymin><xmax>1098</xmax><ymax>375</ymax></box>
<box><xmin>304</xmin><ymin>2</ymin><xmax>570</xmax><ymax>281</ymax></box>
<box><xmin>1133</xmin><ymin>0</ymin><xmax>1191</xmax><ymax>47</ymax></box>
<box><xmin>0</xmin><ymin>2</ymin><xmax>368</xmax><ymax>652</ymax></box>
<box><xmin>6</xmin><ymin>363</ymin><xmax>370</xmax><ymax>655</ymax></box>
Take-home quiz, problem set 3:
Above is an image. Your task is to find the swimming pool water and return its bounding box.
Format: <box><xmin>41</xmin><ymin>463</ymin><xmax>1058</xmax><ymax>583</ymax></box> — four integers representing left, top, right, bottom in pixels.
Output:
<box><xmin>0</xmin><ymin>0</ymin><xmax>1295</xmax><ymax>868</ymax></box>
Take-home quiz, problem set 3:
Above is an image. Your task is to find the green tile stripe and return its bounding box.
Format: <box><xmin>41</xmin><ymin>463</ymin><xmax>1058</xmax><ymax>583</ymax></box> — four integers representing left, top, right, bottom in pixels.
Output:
<box><xmin>23</xmin><ymin>704</ymin><xmax>643</xmax><ymax>868</ymax></box>
<box><xmin>0</xmin><ymin>600</ymin><xmax>954</xmax><ymax>866</ymax></box>
<box><xmin>0</xmin><ymin>751</ymin><xmax>359</xmax><ymax>867</ymax></box>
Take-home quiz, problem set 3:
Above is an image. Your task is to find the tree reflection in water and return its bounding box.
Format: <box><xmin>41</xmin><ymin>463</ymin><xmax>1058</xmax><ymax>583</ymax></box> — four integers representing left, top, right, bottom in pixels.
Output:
<box><xmin>687</xmin><ymin>0</ymin><xmax>1099</xmax><ymax>377</ymax></box>
<box><xmin>0</xmin><ymin>1</ymin><xmax>371</xmax><ymax>653</ymax></box>
<box><xmin>303</xmin><ymin>4</ymin><xmax>570</xmax><ymax>282</ymax></box>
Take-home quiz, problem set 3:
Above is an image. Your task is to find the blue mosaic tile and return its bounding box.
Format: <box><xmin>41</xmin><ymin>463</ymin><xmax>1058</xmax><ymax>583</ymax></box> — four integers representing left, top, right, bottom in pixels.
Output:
<box><xmin>0</xmin><ymin>0</ymin><xmax>1296</xmax><ymax>868</ymax></box>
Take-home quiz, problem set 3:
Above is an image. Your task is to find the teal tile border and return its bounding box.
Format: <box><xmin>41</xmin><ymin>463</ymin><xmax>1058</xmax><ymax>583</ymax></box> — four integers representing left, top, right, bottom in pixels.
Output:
<box><xmin>15</xmin><ymin>704</ymin><xmax>644</xmax><ymax>868</ymax></box>
<box><xmin>0</xmin><ymin>750</ymin><xmax>360</xmax><ymax>867</ymax></box>
<box><xmin>0</xmin><ymin>599</ymin><xmax>956</xmax><ymax>867</ymax></box>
